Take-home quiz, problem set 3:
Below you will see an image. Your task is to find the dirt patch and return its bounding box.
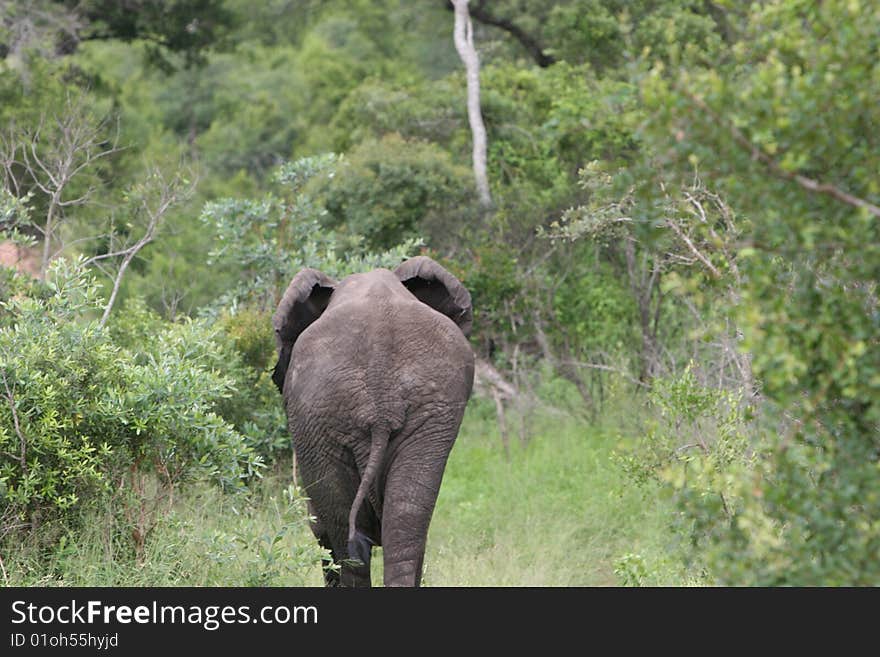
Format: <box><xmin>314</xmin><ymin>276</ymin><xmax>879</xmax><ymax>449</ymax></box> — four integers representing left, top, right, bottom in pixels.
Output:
<box><xmin>0</xmin><ymin>240</ymin><xmax>41</xmax><ymax>277</ymax></box>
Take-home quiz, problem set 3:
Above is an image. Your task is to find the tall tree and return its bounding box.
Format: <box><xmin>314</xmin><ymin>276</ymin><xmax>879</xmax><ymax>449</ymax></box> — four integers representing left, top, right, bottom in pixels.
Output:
<box><xmin>451</xmin><ymin>0</ymin><xmax>491</xmax><ymax>208</ymax></box>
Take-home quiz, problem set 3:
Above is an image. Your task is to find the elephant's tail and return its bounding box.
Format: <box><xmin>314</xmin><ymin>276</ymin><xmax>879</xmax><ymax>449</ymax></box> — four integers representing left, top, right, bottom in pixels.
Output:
<box><xmin>347</xmin><ymin>423</ymin><xmax>389</xmax><ymax>564</ymax></box>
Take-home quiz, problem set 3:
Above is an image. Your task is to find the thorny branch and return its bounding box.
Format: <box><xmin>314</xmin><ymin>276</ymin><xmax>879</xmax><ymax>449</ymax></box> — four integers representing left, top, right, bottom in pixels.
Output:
<box><xmin>664</xmin><ymin>217</ymin><xmax>721</xmax><ymax>279</ymax></box>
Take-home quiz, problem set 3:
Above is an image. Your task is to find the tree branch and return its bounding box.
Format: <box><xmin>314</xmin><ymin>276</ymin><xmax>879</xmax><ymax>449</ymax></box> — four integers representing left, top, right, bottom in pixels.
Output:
<box><xmin>471</xmin><ymin>6</ymin><xmax>556</xmax><ymax>66</ymax></box>
<box><xmin>665</xmin><ymin>217</ymin><xmax>722</xmax><ymax>279</ymax></box>
<box><xmin>14</xmin><ymin>95</ymin><xmax>123</xmax><ymax>276</ymax></box>
<box><xmin>445</xmin><ymin>1</ymin><xmax>557</xmax><ymax>67</ymax></box>
<box><xmin>686</xmin><ymin>91</ymin><xmax>880</xmax><ymax>219</ymax></box>
<box><xmin>565</xmin><ymin>358</ymin><xmax>650</xmax><ymax>388</ymax></box>
<box><xmin>97</xmin><ymin>166</ymin><xmax>194</xmax><ymax>327</ymax></box>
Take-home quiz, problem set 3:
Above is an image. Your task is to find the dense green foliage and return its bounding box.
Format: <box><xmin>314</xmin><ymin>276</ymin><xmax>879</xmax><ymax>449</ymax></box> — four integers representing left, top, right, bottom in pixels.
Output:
<box><xmin>637</xmin><ymin>0</ymin><xmax>880</xmax><ymax>584</ymax></box>
<box><xmin>0</xmin><ymin>262</ymin><xmax>264</xmax><ymax>561</ymax></box>
<box><xmin>1</xmin><ymin>0</ymin><xmax>876</xmax><ymax>585</ymax></box>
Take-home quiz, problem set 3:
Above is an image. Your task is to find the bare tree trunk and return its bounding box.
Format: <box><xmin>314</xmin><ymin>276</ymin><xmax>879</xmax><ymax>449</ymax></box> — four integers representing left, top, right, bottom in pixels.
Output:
<box><xmin>40</xmin><ymin>192</ymin><xmax>59</xmax><ymax>277</ymax></box>
<box><xmin>623</xmin><ymin>237</ymin><xmax>663</xmax><ymax>383</ymax></box>
<box><xmin>451</xmin><ymin>0</ymin><xmax>492</xmax><ymax>208</ymax></box>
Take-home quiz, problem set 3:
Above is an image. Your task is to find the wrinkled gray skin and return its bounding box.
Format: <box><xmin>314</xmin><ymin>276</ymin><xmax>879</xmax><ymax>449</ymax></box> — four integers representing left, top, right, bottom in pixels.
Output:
<box><xmin>272</xmin><ymin>256</ymin><xmax>474</xmax><ymax>587</ymax></box>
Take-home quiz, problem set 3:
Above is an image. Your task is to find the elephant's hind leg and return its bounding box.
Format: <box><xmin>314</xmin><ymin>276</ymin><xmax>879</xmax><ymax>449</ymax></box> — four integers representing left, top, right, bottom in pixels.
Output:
<box><xmin>299</xmin><ymin>446</ymin><xmax>376</xmax><ymax>587</ymax></box>
<box><xmin>380</xmin><ymin>424</ymin><xmax>457</xmax><ymax>587</ymax></box>
<box><xmin>312</xmin><ymin>505</ymin><xmax>373</xmax><ymax>587</ymax></box>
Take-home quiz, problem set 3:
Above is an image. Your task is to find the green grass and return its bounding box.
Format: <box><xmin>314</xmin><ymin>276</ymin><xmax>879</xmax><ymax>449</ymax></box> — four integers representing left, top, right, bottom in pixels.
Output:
<box><xmin>421</xmin><ymin>398</ymin><xmax>679</xmax><ymax>586</ymax></box>
<box><xmin>3</xmin><ymin>470</ymin><xmax>327</xmax><ymax>587</ymax></box>
<box><xmin>2</xmin><ymin>393</ymin><xmax>688</xmax><ymax>587</ymax></box>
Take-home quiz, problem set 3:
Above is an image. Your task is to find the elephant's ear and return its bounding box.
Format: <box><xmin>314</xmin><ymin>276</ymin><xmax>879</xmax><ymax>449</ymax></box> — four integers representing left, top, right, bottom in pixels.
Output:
<box><xmin>272</xmin><ymin>268</ymin><xmax>336</xmax><ymax>393</ymax></box>
<box><xmin>394</xmin><ymin>256</ymin><xmax>473</xmax><ymax>337</ymax></box>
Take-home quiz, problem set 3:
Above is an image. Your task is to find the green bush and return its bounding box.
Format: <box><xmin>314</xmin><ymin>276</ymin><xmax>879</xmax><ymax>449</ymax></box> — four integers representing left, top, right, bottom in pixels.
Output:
<box><xmin>639</xmin><ymin>0</ymin><xmax>880</xmax><ymax>584</ymax></box>
<box><xmin>614</xmin><ymin>364</ymin><xmax>754</xmax><ymax>577</ymax></box>
<box><xmin>0</xmin><ymin>261</ymin><xmax>262</xmax><ymax>550</ymax></box>
<box><xmin>218</xmin><ymin>306</ymin><xmax>275</xmax><ymax>372</ymax></box>
<box><xmin>451</xmin><ymin>241</ymin><xmax>526</xmax><ymax>353</ymax></box>
<box><xmin>329</xmin><ymin>77</ymin><xmax>464</xmax><ymax>153</ymax></box>
<box><xmin>552</xmin><ymin>253</ymin><xmax>638</xmax><ymax>359</ymax></box>
<box><xmin>314</xmin><ymin>134</ymin><xmax>472</xmax><ymax>251</ymax></box>
<box><xmin>214</xmin><ymin>307</ymin><xmax>292</xmax><ymax>460</ymax></box>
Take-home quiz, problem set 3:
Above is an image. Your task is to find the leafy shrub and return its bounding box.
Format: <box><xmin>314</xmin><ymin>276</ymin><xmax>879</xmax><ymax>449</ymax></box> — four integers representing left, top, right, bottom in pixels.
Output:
<box><xmin>552</xmin><ymin>254</ymin><xmax>638</xmax><ymax>359</ymax></box>
<box><xmin>0</xmin><ymin>261</ymin><xmax>262</xmax><ymax>551</ymax></box>
<box><xmin>319</xmin><ymin>133</ymin><xmax>473</xmax><ymax>251</ymax></box>
<box><xmin>329</xmin><ymin>77</ymin><xmax>464</xmax><ymax>152</ymax></box>
<box><xmin>614</xmin><ymin>364</ymin><xmax>754</xmax><ymax>576</ymax></box>
<box><xmin>213</xmin><ymin>307</ymin><xmax>292</xmax><ymax>460</ymax></box>
<box><xmin>451</xmin><ymin>241</ymin><xmax>526</xmax><ymax>355</ymax></box>
<box><xmin>200</xmin><ymin>154</ymin><xmax>428</xmax><ymax>315</ymax></box>
<box><xmin>0</xmin><ymin>187</ymin><xmax>37</xmax><ymax>252</ymax></box>
<box><xmin>0</xmin><ymin>266</ymin><xmax>116</xmax><ymax>521</ymax></box>
<box><xmin>218</xmin><ymin>306</ymin><xmax>275</xmax><ymax>372</ymax></box>
<box><xmin>639</xmin><ymin>0</ymin><xmax>880</xmax><ymax>584</ymax></box>
<box><xmin>314</xmin><ymin>134</ymin><xmax>472</xmax><ymax>251</ymax></box>
<box><xmin>543</xmin><ymin>0</ymin><xmax>723</xmax><ymax>71</ymax></box>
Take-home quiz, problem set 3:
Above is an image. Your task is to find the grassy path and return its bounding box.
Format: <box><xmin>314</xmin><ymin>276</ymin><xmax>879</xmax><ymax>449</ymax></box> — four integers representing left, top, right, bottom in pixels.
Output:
<box><xmin>420</xmin><ymin>400</ymin><xmax>672</xmax><ymax>586</ymax></box>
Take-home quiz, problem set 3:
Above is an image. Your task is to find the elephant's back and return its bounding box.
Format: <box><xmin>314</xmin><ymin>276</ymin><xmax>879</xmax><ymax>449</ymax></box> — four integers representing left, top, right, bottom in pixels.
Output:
<box><xmin>287</xmin><ymin>292</ymin><xmax>473</xmax><ymax>432</ymax></box>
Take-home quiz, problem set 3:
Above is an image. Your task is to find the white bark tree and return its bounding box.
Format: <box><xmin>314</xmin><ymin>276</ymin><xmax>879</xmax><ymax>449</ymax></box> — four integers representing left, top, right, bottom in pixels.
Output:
<box><xmin>451</xmin><ymin>0</ymin><xmax>492</xmax><ymax>208</ymax></box>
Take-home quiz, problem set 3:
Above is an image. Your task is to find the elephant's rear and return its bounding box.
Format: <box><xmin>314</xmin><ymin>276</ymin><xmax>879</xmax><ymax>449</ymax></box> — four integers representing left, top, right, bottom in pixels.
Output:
<box><xmin>287</xmin><ymin>293</ymin><xmax>473</xmax><ymax>437</ymax></box>
<box><xmin>273</xmin><ymin>259</ymin><xmax>474</xmax><ymax>586</ymax></box>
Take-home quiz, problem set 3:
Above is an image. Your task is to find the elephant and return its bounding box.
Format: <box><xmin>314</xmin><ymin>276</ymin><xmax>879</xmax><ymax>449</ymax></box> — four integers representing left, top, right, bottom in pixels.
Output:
<box><xmin>272</xmin><ymin>256</ymin><xmax>475</xmax><ymax>587</ymax></box>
